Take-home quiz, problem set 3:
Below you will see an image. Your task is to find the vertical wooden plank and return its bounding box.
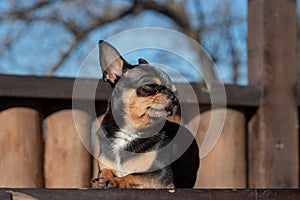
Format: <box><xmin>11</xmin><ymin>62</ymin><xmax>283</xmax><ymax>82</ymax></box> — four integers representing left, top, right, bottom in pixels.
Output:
<box><xmin>191</xmin><ymin>109</ymin><xmax>246</xmax><ymax>188</ymax></box>
<box><xmin>44</xmin><ymin>110</ymin><xmax>92</xmax><ymax>188</ymax></box>
<box><xmin>247</xmin><ymin>0</ymin><xmax>264</xmax><ymax>86</ymax></box>
<box><xmin>0</xmin><ymin>107</ymin><xmax>43</xmax><ymax>187</ymax></box>
<box><xmin>92</xmin><ymin>115</ymin><xmax>104</xmax><ymax>179</ymax></box>
<box><xmin>248</xmin><ymin>0</ymin><xmax>298</xmax><ymax>187</ymax></box>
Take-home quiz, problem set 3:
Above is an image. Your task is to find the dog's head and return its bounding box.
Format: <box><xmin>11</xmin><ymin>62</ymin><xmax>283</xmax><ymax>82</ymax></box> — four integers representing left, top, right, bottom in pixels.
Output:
<box><xmin>99</xmin><ymin>40</ymin><xmax>178</xmax><ymax>131</ymax></box>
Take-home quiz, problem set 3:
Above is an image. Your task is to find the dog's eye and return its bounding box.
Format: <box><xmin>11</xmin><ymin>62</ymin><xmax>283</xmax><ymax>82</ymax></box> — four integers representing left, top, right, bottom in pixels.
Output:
<box><xmin>136</xmin><ymin>84</ymin><xmax>159</xmax><ymax>97</ymax></box>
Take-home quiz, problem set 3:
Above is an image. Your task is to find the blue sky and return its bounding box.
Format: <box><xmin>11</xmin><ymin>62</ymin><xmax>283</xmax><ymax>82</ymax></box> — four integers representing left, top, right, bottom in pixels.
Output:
<box><xmin>0</xmin><ymin>0</ymin><xmax>248</xmax><ymax>84</ymax></box>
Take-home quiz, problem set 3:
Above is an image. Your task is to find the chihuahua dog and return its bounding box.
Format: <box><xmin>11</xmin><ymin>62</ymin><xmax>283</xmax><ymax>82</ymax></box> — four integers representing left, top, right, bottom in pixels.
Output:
<box><xmin>92</xmin><ymin>40</ymin><xmax>199</xmax><ymax>189</ymax></box>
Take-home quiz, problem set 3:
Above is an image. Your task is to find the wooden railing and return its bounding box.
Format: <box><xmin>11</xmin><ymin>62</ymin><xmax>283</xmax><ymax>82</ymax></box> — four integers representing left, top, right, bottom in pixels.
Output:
<box><xmin>2</xmin><ymin>188</ymin><xmax>300</xmax><ymax>200</ymax></box>
<box><xmin>0</xmin><ymin>74</ymin><xmax>260</xmax><ymax>188</ymax></box>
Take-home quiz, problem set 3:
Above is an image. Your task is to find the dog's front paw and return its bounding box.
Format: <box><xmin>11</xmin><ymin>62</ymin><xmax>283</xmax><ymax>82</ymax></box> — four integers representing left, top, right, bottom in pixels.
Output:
<box><xmin>91</xmin><ymin>178</ymin><xmax>105</xmax><ymax>189</ymax></box>
<box><xmin>92</xmin><ymin>169</ymin><xmax>115</xmax><ymax>189</ymax></box>
<box><xmin>109</xmin><ymin>175</ymin><xmax>139</xmax><ymax>189</ymax></box>
<box><xmin>91</xmin><ymin>176</ymin><xmax>137</xmax><ymax>189</ymax></box>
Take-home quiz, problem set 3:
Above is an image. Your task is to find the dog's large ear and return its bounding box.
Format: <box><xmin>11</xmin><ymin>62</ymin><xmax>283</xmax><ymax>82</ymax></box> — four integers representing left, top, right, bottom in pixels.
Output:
<box><xmin>99</xmin><ymin>40</ymin><xmax>128</xmax><ymax>85</ymax></box>
<box><xmin>138</xmin><ymin>58</ymin><xmax>149</xmax><ymax>64</ymax></box>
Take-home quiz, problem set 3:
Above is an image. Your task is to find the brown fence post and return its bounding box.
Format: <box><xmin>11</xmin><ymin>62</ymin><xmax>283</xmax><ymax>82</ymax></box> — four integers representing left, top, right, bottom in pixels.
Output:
<box><xmin>44</xmin><ymin>109</ymin><xmax>92</xmax><ymax>188</ymax></box>
<box><xmin>191</xmin><ymin>109</ymin><xmax>246</xmax><ymax>188</ymax></box>
<box><xmin>248</xmin><ymin>0</ymin><xmax>298</xmax><ymax>187</ymax></box>
<box><xmin>92</xmin><ymin>115</ymin><xmax>104</xmax><ymax>179</ymax></box>
<box><xmin>0</xmin><ymin>107</ymin><xmax>43</xmax><ymax>187</ymax></box>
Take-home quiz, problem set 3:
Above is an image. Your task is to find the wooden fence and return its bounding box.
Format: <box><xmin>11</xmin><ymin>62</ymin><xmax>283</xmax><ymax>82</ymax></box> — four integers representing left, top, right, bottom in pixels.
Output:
<box><xmin>0</xmin><ymin>75</ymin><xmax>259</xmax><ymax>188</ymax></box>
<box><xmin>0</xmin><ymin>0</ymin><xmax>298</xmax><ymax>196</ymax></box>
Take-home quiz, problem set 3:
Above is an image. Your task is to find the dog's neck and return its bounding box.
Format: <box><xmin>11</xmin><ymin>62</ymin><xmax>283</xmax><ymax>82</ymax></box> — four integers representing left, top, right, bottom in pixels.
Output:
<box><xmin>101</xmin><ymin>109</ymin><xmax>168</xmax><ymax>152</ymax></box>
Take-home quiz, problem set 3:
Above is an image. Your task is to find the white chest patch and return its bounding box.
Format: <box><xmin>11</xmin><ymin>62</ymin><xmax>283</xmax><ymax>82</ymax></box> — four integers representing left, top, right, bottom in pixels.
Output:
<box><xmin>111</xmin><ymin>129</ymin><xmax>139</xmax><ymax>177</ymax></box>
<box><xmin>110</xmin><ymin>129</ymin><xmax>158</xmax><ymax>177</ymax></box>
<box><xmin>112</xmin><ymin>129</ymin><xmax>139</xmax><ymax>150</ymax></box>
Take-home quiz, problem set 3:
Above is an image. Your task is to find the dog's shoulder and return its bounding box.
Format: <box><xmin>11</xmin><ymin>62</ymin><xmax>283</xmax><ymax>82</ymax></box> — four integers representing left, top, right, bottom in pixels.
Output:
<box><xmin>162</xmin><ymin>120</ymin><xmax>199</xmax><ymax>188</ymax></box>
<box><xmin>162</xmin><ymin>120</ymin><xmax>190</xmax><ymax>140</ymax></box>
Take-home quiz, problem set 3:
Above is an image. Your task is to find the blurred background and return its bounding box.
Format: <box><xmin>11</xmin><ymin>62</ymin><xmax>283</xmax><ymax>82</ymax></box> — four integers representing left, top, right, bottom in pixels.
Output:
<box><xmin>0</xmin><ymin>0</ymin><xmax>249</xmax><ymax>84</ymax></box>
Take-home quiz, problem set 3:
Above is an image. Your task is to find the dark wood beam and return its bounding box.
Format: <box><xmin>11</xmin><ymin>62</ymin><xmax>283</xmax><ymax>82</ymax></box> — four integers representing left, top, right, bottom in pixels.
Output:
<box><xmin>0</xmin><ymin>74</ymin><xmax>260</xmax><ymax>107</ymax></box>
<box><xmin>2</xmin><ymin>189</ymin><xmax>300</xmax><ymax>200</ymax></box>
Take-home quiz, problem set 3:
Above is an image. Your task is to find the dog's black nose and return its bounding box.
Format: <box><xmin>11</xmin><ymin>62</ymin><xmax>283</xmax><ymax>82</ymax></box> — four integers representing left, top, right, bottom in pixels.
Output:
<box><xmin>161</xmin><ymin>87</ymin><xmax>178</xmax><ymax>108</ymax></box>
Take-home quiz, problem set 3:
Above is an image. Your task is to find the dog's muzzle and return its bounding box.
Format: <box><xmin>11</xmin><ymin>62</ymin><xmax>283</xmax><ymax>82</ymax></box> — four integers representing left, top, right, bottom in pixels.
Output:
<box><xmin>136</xmin><ymin>83</ymin><xmax>179</xmax><ymax>117</ymax></box>
<box><xmin>164</xmin><ymin>91</ymin><xmax>178</xmax><ymax>116</ymax></box>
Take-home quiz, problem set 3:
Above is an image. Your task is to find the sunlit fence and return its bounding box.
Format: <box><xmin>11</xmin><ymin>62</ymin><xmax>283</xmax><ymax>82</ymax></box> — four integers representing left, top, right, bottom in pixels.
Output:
<box><xmin>0</xmin><ymin>75</ymin><xmax>259</xmax><ymax>188</ymax></box>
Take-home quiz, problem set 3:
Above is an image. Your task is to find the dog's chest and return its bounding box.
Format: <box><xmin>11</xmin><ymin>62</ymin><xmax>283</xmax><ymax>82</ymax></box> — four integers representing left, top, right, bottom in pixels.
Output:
<box><xmin>104</xmin><ymin>129</ymin><xmax>161</xmax><ymax>177</ymax></box>
<box><xmin>112</xmin><ymin>129</ymin><xmax>139</xmax><ymax>151</ymax></box>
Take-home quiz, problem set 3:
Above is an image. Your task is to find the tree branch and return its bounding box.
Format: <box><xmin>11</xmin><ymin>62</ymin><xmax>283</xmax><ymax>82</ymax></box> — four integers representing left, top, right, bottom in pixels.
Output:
<box><xmin>47</xmin><ymin>3</ymin><xmax>138</xmax><ymax>75</ymax></box>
